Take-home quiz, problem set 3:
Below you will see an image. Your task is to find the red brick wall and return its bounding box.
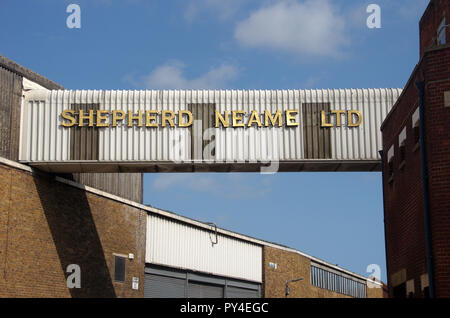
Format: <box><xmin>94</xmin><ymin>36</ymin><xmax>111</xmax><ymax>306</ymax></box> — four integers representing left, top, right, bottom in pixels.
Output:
<box><xmin>381</xmin><ymin>67</ymin><xmax>428</xmax><ymax>297</ymax></box>
<box><xmin>381</xmin><ymin>45</ymin><xmax>450</xmax><ymax>297</ymax></box>
<box><xmin>0</xmin><ymin>162</ymin><xmax>146</xmax><ymax>297</ymax></box>
<box><xmin>424</xmin><ymin>47</ymin><xmax>450</xmax><ymax>297</ymax></box>
<box><xmin>419</xmin><ymin>0</ymin><xmax>450</xmax><ymax>56</ymax></box>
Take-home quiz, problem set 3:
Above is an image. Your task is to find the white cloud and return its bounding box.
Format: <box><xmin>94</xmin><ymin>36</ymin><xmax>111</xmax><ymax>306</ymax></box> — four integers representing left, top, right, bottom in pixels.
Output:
<box><xmin>135</xmin><ymin>60</ymin><xmax>239</xmax><ymax>89</ymax></box>
<box><xmin>234</xmin><ymin>0</ymin><xmax>349</xmax><ymax>58</ymax></box>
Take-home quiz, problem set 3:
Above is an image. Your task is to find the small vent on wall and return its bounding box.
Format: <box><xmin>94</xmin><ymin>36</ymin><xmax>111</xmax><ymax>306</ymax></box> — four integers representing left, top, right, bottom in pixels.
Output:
<box><xmin>114</xmin><ymin>255</ymin><xmax>126</xmax><ymax>283</ymax></box>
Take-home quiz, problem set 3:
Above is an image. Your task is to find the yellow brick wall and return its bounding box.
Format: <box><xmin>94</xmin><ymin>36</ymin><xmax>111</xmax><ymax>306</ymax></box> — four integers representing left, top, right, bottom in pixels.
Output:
<box><xmin>0</xmin><ymin>163</ymin><xmax>146</xmax><ymax>297</ymax></box>
<box><xmin>263</xmin><ymin>246</ymin><xmax>384</xmax><ymax>298</ymax></box>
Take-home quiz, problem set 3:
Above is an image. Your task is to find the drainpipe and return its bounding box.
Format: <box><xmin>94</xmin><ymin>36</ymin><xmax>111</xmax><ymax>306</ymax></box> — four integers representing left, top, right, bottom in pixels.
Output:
<box><xmin>379</xmin><ymin>150</ymin><xmax>391</xmax><ymax>298</ymax></box>
<box><xmin>416</xmin><ymin>80</ymin><xmax>435</xmax><ymax>298</ymax></box>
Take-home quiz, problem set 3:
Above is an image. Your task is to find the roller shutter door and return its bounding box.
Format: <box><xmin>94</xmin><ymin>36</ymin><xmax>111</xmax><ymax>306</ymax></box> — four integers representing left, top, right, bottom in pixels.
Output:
<box><xmin>189</xmin><ymin>282</ymin><xmax>223</xmax><ymax>298</ymax></box>
<box><xmin>144</xmin><ymin>265</ymin><xmax>260</xmax><ymax>298</ymax></box>
<box><xmin>144</xmin><ymin>274</ymin><xmax>185</xmax><ymax>298</ymax></box>
<box><xmin>226</xmin><ymin>286</ymin><xmax>260</xmax><ymax>298</ymax></box>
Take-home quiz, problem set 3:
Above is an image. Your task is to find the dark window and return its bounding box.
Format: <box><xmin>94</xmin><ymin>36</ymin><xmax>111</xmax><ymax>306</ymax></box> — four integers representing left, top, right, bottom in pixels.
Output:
<box><xmin>399</xmin><ymin>144</ymin><xmax>406</xmax><ymax>167</ymax></box>
<box><xmin>310</xmin><ymin>265</ymin><xmax>366</xmax><ymax>298</ymax></box>
<box><xmin>114</xmin><ymin>255</ymin><xmax>126</xmax><ymax>283</ymax></box>
<box><xmin>388</xmin><ymin>159</ymin><xmax>394</xmax><ymax>181</ymax></box>
<box><xmin>437</xmin><ymin>18</ymin><xmax>446</xmax><ymax>45</ymax></box>
<box><xmin>413</xmin><ymin>126</ymin><xmax>420</xmax><ymax>147</ymax></box>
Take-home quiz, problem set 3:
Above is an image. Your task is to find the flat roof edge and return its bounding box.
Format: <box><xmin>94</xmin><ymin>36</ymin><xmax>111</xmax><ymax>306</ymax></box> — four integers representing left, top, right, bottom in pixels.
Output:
<box><xmin>0</xmin><ymin>54</ymin><xmax>63</xmax><ymax>90</ymax></box>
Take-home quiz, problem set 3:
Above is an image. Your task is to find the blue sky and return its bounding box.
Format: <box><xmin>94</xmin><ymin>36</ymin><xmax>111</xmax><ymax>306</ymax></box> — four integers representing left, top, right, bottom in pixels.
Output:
<box><xmin>1</xmin><ymin>0</ymin><xmax>430</xmax><ymax>281</ymax></box>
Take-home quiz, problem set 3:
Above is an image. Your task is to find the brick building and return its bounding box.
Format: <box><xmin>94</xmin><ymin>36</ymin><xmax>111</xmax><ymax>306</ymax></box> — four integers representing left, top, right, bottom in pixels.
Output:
<box><xmin>0</xmin><ymin>155</ymin><xmax>386</xmax><ymax>298</ymax></box>
<box><xmin>381</xmin><ymin>0</ymin><xmax>450</xmax><ymax>298</ymax></box>
<box><xmin>0</xmin><ymin>54</ymin><xmax>385</xmax><ymax>298</ymax></box>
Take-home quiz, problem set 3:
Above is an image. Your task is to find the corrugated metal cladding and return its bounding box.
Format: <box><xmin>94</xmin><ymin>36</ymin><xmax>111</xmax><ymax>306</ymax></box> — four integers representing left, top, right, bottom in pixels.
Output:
<box><xmin>20</xmin><ymin>89</ymin><xmax>401</xmax><ymax>172</ymax></box>
<box><xmin>146</xmin><ymin>214</ymin><xmax>263</xmax><ymax>283</ymax></box>
<box><xmin>68</xmin><ymin>173</ymin><xmax>142</xmax><ymax>203</ymax></box>
<box><xmin>0</xmin><ymin>66</ymin><xmax>22</xmax><ymax>161</ymax></box>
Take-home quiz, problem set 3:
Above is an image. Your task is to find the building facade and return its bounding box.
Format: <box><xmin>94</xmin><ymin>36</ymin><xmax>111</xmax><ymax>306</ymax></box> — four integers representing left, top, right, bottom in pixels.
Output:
<box><xmin>0</xmin><ymin>156</ymin><xmax>385</xmax><ymax>298</ymax></box>
<box><xmin>0</xmin><ymin>55</ymin><xmax>386</xmax><ymax>298</ymax></box>
<box><xmin>381</xmin><ymin>0</ymin><xmax>450</xmax><ymax>298</ymax></box>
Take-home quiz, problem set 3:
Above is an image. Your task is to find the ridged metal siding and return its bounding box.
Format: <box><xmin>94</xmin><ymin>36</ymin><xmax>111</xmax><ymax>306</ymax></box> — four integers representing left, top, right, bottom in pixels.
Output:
<box><xmin>71</xmin><ymin>172</ymin><xmax>142</xmax><ymax>203</ymax></box>
<box><xmin>20</xmin><ymin>89</ymin><xmax>401</xmax><ymax>168</ymax></box>
<box><xmin>146</xmin><ymin>214</ymin><xmax>263</xmax><ymax>283</ymax></box>
<box><xmin>0</xmin><ymin>66</ymin><xmax>22</xmax><ymax>161</ymax></box>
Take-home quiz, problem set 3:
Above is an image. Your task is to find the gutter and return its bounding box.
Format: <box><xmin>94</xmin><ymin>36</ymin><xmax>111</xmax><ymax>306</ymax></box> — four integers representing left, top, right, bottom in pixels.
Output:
<box><xmin>416</xmin><ymin>80</ymin><xmax>435</xmax><ymax>298</ymax></box>
<box><xmin>379</xmin><ymin>150</ymin><xmax>391</xmax><ymax>298</ymax></box>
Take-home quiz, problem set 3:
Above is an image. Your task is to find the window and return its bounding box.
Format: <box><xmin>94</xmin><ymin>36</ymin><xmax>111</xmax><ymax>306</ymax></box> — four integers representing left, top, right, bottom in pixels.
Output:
<box><xmin>310</xmin><ymin>265</ymin><xmax>367</xmax><ymax>298</ymax></box>
<box><xmin>399</xmin><ymin>127</ymin><xmax>406</xmax><ymax>169</ymax></box>
<box><xmin>114</xmin><ymin>255</ymin><xmax>126</xmax><ymax>283</ymax></box>
<box><xmin>412</xmin><ymin>107</ymin><xmax>420</xmax><ymax>150</ymax></box>
<box><xmin>387</xmin><ymin>145</ymin><xmax>394</xmax><ymax>182</ymax></box>
<box><xmin>437</xmin><ymin>17</ymin><xmax>446</xmax><ymax>45</ymax></box>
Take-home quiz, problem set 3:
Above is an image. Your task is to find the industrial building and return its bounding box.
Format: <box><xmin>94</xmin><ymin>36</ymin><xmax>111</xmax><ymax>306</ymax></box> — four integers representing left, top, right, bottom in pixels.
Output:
<box><xmin>381</xmin><ymin>0</ymin><xmax>450</xmax><ymax>298</ymax></box>
<box><xmin>0</xmin><ymin>54</ymin><xmax>387</xmax><ymax>298</ymax></box>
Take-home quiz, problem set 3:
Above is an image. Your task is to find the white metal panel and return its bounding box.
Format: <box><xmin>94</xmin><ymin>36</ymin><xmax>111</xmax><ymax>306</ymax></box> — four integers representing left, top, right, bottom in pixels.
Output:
<box><xmin>20</xmin><ymin>88</ymin><xmax>402</xmax><ymax>170</ymax></box>
<box><xmin>146</xmin><ymin>214</ymin><xmax>263</xmax><ymax>283</ymax></box>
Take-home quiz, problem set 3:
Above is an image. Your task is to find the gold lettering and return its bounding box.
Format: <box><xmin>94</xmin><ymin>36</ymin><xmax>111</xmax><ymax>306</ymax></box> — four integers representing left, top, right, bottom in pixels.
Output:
<box><xmin>178</xmin><ymin>110</ymin><xmax>193</xmax><ymax>127</ymax></box>
<box><xmin>285</xmin><ymin>110</ymin><xmax>299</xmax><ymax>127</ymax></box>
<box><xmin>321</xmin><ymin>110</ymin><xmax>333</xmax><ymax>127</ymax></box>
<box><xmin>247</xmin><ymin>110</ymin><xmax>262</xmax><ymax>127</ymax></box>
<box><xmin>215</xmin><ymin>110</ymin><xmax>229</xmax><ymax>128</ymax></box>
<box><xmin>162</xmin><ymin>110</ymin><xmax>175</xmax><ymax>127</ymax></box>
<box><xmin>348</xmin><ymin>110</ymin><xmax>362</xmax><ymax>127</ymax></box>
<box><xmin>59</xmin><ymin>108</ymin><xmax>360</xmax><ymax>129</ymax></box>
<box><xmin>145</xmin><ymin>110</ymin><xmax>158</xmax><ymax>127</ymax></box>
<box><xmin>78</xmin><ymin>109</ymin><xmax>94</xmax><ymax>127</ymax></box>
<box><xmin>96</xmin><ymin>110</ymin><xmax>109</xmax><ymax>127</ymax></box>
<box><xmin>332</xmin><ymin>110</ymin><xmax>346</xmax><ymax>127</ymax></box>
<box><xmin>128</xmin><ymin>110</ymin><xmax>143</xmax><ymax>127</ymax></box>
<box><xmin>232</xmin><ymin>110</ymin><xmax>245</xmax><ymax>127</ymax></box>
<box><xmin>112</xmin><ymin>110</ymin><xmax>126</xmax><ymax>127</ymax></box>
<box><xmin>61</xmin><ymin>110</ymin><xmax>76</xmax><ymax>127</ymax></box>
<box><xmin>264</xmin><ymin>110</ymin><xmax>282</xmax><ymax>127</ymax></box>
